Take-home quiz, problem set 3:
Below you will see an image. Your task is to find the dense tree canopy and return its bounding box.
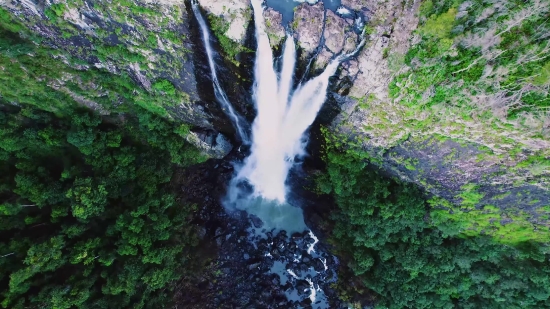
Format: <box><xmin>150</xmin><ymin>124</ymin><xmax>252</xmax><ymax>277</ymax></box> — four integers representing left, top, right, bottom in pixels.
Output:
<box><xmin>318</xmin><ymin>130</ymin><xmax>550</xmax><ymax>309</ymax></box>
<box><xmin>0</xmin><ymin>105</ymin><xmax>204</xmax><ymax>309</ymax></box>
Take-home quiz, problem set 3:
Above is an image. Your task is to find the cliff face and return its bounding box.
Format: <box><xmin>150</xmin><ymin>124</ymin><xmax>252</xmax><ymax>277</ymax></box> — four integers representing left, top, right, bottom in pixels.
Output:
<box><xmin>0</xmin><ymin>0</ymin><xmax>240</xmax><ymax>157</ymax></box>
<box><xmin>328</xmin><ymin>0</ymin><xmax>550</xmax><ymax>242</ymax></box>
<box><xmin>2</xmin><ymin>0</ymin><xmax>549</xmax><ymax>241</ymax></box>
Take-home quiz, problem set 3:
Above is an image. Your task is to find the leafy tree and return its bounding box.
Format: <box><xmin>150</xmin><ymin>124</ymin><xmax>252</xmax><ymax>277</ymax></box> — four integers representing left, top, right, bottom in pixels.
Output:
<box><xmin>0</xmin><ymin>105</ymin><xmax>204</xmax><ymax>309</ymax></box>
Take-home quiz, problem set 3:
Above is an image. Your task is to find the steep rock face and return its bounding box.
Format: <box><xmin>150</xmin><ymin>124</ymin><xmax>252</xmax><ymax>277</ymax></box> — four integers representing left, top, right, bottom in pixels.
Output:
<box><xmin>329</xmin><ymin>0</ymin><xmax>550</xmax><ymax>232</ymax></box>
<box><xmin>314</xmin><ymin>9</ymin><xmax>359</xmax><ymax>69</ymax></box>
<box><xmin>292</xmin><ymin>2</ymin><xmax>324</xmax><ymax>56</ymax></box>
<box><xmin>0</xmin><ymin>0</ymin><xmax>235</xmax><ymax>157</ymax></box>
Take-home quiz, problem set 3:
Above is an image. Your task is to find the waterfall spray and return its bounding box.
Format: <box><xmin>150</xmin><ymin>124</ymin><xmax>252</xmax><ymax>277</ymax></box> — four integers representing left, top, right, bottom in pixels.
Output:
<box><xmin>228</xmin><ymin>0</ymin><xmax>362</xmax><ymax>204</ymax></box>
<box><xmin>191</xmin><ymin>0</ymin><xmax>249</xmax><ymax>143</ymax></box>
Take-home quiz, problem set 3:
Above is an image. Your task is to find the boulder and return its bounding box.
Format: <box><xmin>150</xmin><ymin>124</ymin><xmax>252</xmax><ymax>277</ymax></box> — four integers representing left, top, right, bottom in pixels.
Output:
<box><xmin>185</xmin><ymin>131</ymin><xmax>233</xmax><ymax>159</ymax></box>
<box><xmin>264</xmin><ymin>8</ymin><xmax>286</xmax><ymax>48</ymax></box>
<box><xmin>324</xmin><ymin>10</ymin><xmax>347</xmax><ymax>54</ymax></box>
<box><xmin>293</xmin><ymin>2</ymin><xmax>325</xmax><ymax>55</ymax></box>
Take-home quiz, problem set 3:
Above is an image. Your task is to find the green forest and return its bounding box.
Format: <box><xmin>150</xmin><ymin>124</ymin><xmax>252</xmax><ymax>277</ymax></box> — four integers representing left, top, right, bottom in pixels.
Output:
<box><xmin>0</xmin><ymin>104</ymin><xmax>205</xmax><ymax>308</ymax></box>
<box><xmin>0</xmin><ymin>14</ymin><xmax>206</xmax><ymax>307</ymax></box>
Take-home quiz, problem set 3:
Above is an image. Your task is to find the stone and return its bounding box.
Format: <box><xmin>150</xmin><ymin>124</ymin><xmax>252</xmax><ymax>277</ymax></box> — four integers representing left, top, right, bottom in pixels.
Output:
<box><xmin>343</xmin><ymin>31</ymin><xmax>359</xmax><ymax>53</ymax></box>
<box><xmin>324</xmin><ymin>10</ymin><xmax>347</xmax><ymax>54</ymax></box>
<box><xmin>264</xmin><ymin>8</ymin><xmax>285</xmax><ymax>48</ymax></box>
<box><xmin>315</xmin><ymin>47</ymin><xmax>333</xmax><ymax>69</ymax></box>
<box><xmin>293</xmin><ymin>2</ymin><xmax>325</xmax><ymax>55</ymax></box>
<box><xmin>185</xmin><ymin>131</ymin><xmax>233</xmax><ymax>159</ymax></box>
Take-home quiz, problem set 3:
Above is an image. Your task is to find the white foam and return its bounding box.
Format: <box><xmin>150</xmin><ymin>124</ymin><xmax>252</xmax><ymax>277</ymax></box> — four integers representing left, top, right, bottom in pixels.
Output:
<box><xmin>336</xmin><ymin>6</ymin><xmax>351</xmax><ymax>15</ymax></box>
<box><xmin>307</xmin><ymin>230</ymin><xmax>319</xmax><ymax>254</ymax></box>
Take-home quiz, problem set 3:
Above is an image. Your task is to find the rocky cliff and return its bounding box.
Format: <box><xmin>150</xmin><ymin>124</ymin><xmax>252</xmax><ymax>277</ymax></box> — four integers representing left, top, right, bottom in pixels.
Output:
<box><xmin>2</xmin><ymin>0</ymin><xmax>549</xmax><ymax>242</ymax></box>
<box><xmin>0</xmin><ymin>0</ymin><xmax>242</xmax><ymax>157</ymax></box>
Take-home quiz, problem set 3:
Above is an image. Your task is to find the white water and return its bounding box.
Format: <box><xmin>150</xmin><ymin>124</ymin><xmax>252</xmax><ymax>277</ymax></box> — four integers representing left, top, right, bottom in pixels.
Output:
<box><xmin>191</xmin><ymin>0</ymin><xmax>249</xmax><ymax>143</ymax></box>
<box><xmin>231</xmin><ymin>0</ymin><xmax>349</xmax><ymax>204</ymax></box>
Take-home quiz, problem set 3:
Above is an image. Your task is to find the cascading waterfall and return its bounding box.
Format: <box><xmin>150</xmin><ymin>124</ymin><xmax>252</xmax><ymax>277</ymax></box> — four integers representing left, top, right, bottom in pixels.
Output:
<box><xmin>191</xmin><ymin>0</ymin><xmax>249</xmax><ymax>143</ymax></box>
<box><xmin>230</xmin><ymin>0</ymin><xmax>352</xmax><ymax>204</ymax></box>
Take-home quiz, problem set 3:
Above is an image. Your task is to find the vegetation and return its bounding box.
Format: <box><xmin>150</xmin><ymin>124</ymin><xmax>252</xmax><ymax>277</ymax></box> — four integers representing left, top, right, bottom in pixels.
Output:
<box><xmin>0</xmin><ymin>11</ymin><xmax>207</xmax><ymax>308</ymax></box>
<box><xmin>343</xmin><ymin>0</ymin><xmax>550</xmax><ymax>241</ymax></box>
<box><xmin>386</xmin><ymin>0</ymin><xmax>550</xmax><ymax>148</ymax></box>
<box><xmin>207</xmin><ymin>14</ymin><xmax>252</xmax><ymax>65</ymax></box>
<box><xmin>318</xmin><ymin>130</ymin><xmax>550</xmax><ymax>308</ymax></box>
<box><xmin>0</xmin><ymin>103</ymin><xmax>205</xmax><ymax>308</ymax></box>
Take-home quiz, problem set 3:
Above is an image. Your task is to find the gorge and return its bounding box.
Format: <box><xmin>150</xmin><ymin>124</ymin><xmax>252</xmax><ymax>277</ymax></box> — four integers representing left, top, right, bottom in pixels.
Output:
<box><xmin>0</xmin><ymin>0</ymin><xmax>549</xmax><ymax>308</ymax></box>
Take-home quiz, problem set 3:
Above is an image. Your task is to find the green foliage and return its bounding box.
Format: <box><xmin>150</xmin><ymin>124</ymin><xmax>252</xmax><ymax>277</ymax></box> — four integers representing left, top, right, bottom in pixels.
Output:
<box><xmin>0</xmin><ymin>8</ymin><xmax>23</xmax><ymax>34</ymax></box>
<box><xmin>207</xmin><ymin>14</ymin><xmax>251</xmax><ymax>64</ymax></box>
<box><xmin>152</xmin><ymin>79</ymin><xmax>177</xmax><ymax>96</ymax></box>
<box><xmin>0</xmin><ymin>17</ymin><xmax>206</xmax><ymax>308</ymax></box>
<box><xmin>533</xmin><ymin>62</ymin><xmax>550</xmax><ymax>86</ymax></box>
<box><xmin>44</xmin><ymin>3</ymin><xmax>66</xmax><ymax>21</ymax></box>
<box><xmin>419</xmin><ymin>8</ymin><xmax>457</xmax><ymax>39</ymax></box>
<box><xmin>0</xmin><ymin>19</ymin><xmax>191</xmax><ymax>119</ymax></box>
<box><xmin>0</xmin><ymin>104</ymin><xmax>203</xmax><ymax>309</ymax></box>
<box><xmin>390</xmin><ymin>0</ymin><xmax>550</xmax><ymax>147</ymax></box>
<box><xmin>319</xmin><ymin>130</ymin><xmax>550</xmax><ymax>308</ymax></box>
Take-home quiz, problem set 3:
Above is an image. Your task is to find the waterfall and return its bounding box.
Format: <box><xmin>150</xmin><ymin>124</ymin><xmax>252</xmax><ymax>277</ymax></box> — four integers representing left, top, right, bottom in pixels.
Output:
<box><xmin>230</xmin><ymin>0</ymin><xmax>351</xmax><ymax>204</ymax></box>
<box><xmin>191</xmin><ymin>0</ymin><xmax>249</xmax><ymax>143</ymax></box>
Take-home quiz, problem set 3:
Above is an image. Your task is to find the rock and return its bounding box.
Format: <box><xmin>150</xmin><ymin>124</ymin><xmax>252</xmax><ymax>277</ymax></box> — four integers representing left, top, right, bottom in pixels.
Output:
<box><xmin>341</xmin><ymin>0</ymin><xmax>374</xmax><ymax>11</ymax></box>
<box><xmin>324</xmin><ymin>10</ymin><xmax>347</xmax><ymax>54</ymax></box>
<box><xmin>250</xmin><ymin>214</ymin><xmax>264</xmax><ymax>228</ymax></box>
<box><xmin>315</xmin><ymin>47</ymin><xmax>334</xmax><ymax>69</ymax></box>
<box><xmin>196</xmin><ymin>0</ymin><xmax>251</xmax><ymax>43</ymax></box>
<box><xmin>293</xmin><ymin>2</ymin><xmax>325</xmax><ymax>55</ymax></box>
<box><xmin>264</xmin><ymin>8</ymin><xmax>285</xmax><ymax>48</ymax></box>
<box><xmin>1</xmin><ymin>0</ymin><xmax>249</xmax><ymax>148</ymax></box>
<box><xmin>343</xmin><ymin>31</ymin><xmax>359</xmax><ymax>53</ymax></box>
<box><xmin>185</xmin><ymin>131</ymin><xmax>233</xmax><ymax>159</ymax></box>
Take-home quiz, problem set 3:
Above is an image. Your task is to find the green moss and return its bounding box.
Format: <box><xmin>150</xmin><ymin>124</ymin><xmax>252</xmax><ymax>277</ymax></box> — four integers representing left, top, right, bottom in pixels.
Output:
<box><xmin>457</xmin><ymin>184</ymin><xmax>484</xmax><ymax>208</ymax></box>
<box><xmin>430</xmin><ymin>196</ymin><xmax>550</xmax><ymax>244</ymax></box>
<box><xmin>44</xmin><ymin>3</ymin><xmax>66</xmax><ymax>21</ymax></box>
<box><xmin>207</xmin><ymin>14</ymin><xmax>251</xmax><ymax>65</ymax></box>
<box><xmin>152</xmin><ymin>79</ymin><xmax>176</xmax><ymax>97</ymax></box>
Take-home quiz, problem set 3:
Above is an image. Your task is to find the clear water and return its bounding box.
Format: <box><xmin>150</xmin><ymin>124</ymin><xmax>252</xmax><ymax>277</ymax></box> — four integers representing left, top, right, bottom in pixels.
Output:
<box><xmin>235</xmin><ymin>197</ymin><xmax>308</xmax><ymax>235</ymax></box>
<box><xmin>265</xmin><ymin>0</ymin><xmax>342</xmax><ymax>24</ymax></box>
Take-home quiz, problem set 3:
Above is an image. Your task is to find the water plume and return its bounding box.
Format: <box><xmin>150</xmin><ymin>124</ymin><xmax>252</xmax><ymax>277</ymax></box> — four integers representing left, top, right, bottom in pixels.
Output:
<box><xmin>229</xmin><ymin>0</ymin><xmax>356</xmax><ymax>205</ymax></box>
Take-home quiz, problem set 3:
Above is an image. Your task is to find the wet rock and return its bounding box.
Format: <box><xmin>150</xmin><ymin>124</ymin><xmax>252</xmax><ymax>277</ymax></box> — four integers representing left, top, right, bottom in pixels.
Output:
<box><xmin>250</xmin><ymin>214</ymin><xmax>264</xmax><ymax>228</ymax></box>
<box><xmin>315</xmin><ymin>47</ymin><xmax>333</xmax><ymax>69</ymax></box>
<box><xmin>264</xmin><ymin>7</ymin><xmax>285</xmax><ymax>48</ymax></box>
<box><xmin>293</xmin><ymin>2</ymin><xmax>325</xmax><ymax>55</ymax></box>
<box><xmin>185</xmin><ymin>130</ymin><xmax>233</xmax><ymax>159</ymax></box>
<box><xmin>344</xmin><ymin>30</ymin><xmax>359</xmax><ymax>53</ymax></box>
<box><xmin>312</xmin><ymin>258</ymin><xmax>326</xmax><ymax>272</ymax></box>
